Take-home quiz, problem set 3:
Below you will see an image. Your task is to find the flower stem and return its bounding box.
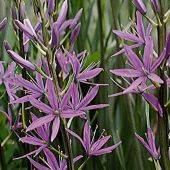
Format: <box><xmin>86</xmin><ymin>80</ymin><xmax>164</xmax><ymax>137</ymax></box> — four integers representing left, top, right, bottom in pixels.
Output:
<box><xmin>157</xmin><ymin>1</ymin><xmax>170</xmax><ymax>169</ymax></box>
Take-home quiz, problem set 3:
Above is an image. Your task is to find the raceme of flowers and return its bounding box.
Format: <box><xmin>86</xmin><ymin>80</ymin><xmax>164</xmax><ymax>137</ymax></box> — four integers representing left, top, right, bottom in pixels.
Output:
<box><xmin>0</xmin><ymin>0</ymin><xmax>121</xmax><ymax>169</ymax></box>
<box><xmin>1</xmin><ymin>0</ymin><xmax>170</xmax><ymax>169</ymax></box>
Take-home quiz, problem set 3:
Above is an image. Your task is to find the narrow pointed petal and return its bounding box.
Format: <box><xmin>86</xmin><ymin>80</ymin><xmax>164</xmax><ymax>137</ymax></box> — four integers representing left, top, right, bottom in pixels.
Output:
<box><xmin>51</xmin><ymin>116</ymin><xmax>60</xmax><ymax>141</ymax></box>
<box><xmin>71</xmin><ymin>83</ymin><xmax>79</xmax><ymax>107</ymax></box>
<box><xmin>142</xmin><ymin>93</ymin><xmax>163</xmax><ymax>116</ymax></box>
<box><xmin>123</xmin><ymin>77</ymin><xmax>144</xmax><ymax>93</ymax></box>
<box><xmin>151</xmin><ymin>48</ymin><xmax>166</xmax><ymax>72</ymax></box>
<box><xmin>60</xmin><ymin>83</ymin><xmax>73</xmax><ymax>109</ymax></box>
<box><xmin>147</xmin><ymin>128</ymin><xmax>157</xmax><ymax>154</ymax></box>
<box><xmin>66</xmin><ymin>128</ymin><xmax>85</xmax><ymax>149</ymax></box>
<box><xmin>92</xmin><ymin>136</ymin><xmax>111</xmax><ymax>152</ymax></box>
<box><xmin>143</xmin><ymin>36</ymin><xmax>153</xmax><ymax>70</ymax></box>
<box><xmin>0</xmin><ymin>17</ymin><xmax>7</xmax><ymax>31</ymax></box>
<box><xmin>135</xmin><ymin>133</ymin><xmax>155</xmax><ymax>157</ymax></box>
<box><xmin>110</xmin><ymin>69</ymin><xmax>142</xmax><ymax>77</ymax></box>
<box><xmin>61</xmin><ymin>110</ymin><xmax>84</xmax><ymax>118</ymax></box>
<box><xmin>92</xmin><ymin>141</ymin><xmax>122</xmax><ymax>156</ymax></box>
<box><xmin>57</xmin><ymin>0</ymin><xmax>68</xmax><ymax>28</ymax></box>
<box><xmin>83</xmin><ymin>104</ymin><xmax>109</xmax><ymax>111</ymax></box>
<box><xmin>124</xmin><ymin>47</ymin><xmax>143</xmax><ymax>69</ymax></box>
<box><xmin>47</xmin><ymin>79</ymin><xmax>58</xmax><ymax>110</ymax></box>
<box><xmin>148</xmin><ymin>73</ymin><xmax>163</xmax><ymax>84</ymax></box>
<box><xmin>112</xmin><ymin>43</ymin><xmax>142</xmax><ymax>57</ymax></box>
<box><xmin>7</xmin><ymin>50</ymin><xmax>35</xmax><ymax>71</ymax></box>
<box><xmin>77</xmin><ymin>68</ymin><xmax>103</xmax><ymax>81</ymax></box>
<box><xmin>43</xmin><ymin>148</ymin><xmax>59</xmax><ymax>169</ymax></box>
<box><xmin>78</xmin><ymin>86</ymin><xmax>99</xmax><ymax>109</ymax></box>
<box><xmin>27</xmin><ymin>115</ymin><xmax>55</xmax><ymax>132</ymax></box>
<box><xmin>112</xmin><ymin>30</ymin><xmax>143</xmax><ymax>43</ymax></box>
<box><xmin>27</xmin><ymin>156</ymin><xmax>50</xmax><ymax>170</ymax></box>
<box><xmin>20</xmin><ymin>136</ymin><xmax>43</xmax><ymax>146</ymax></box>
<box><xmin>13</xmin><ymin>75</ymin><xmax>41</xmax><ymax>93</ymax></box>
<box><xmin>69</xmin><ymin>53</ymin><xmax>81</xmax><ymax>75</ymax></box>
<box><xmin>29</xmin><ymin>97</ymin><xmax>54</xmax><ymax>114</ymax></box>
<box><xmin>136</xmin><ymin>11</ymin><xmax>145</xmax><ymax>40</ymax></box>
<box><xmin>83</xmin><ymin>121</ymin><xmax>91</xmax><ymax>154</ymax></box>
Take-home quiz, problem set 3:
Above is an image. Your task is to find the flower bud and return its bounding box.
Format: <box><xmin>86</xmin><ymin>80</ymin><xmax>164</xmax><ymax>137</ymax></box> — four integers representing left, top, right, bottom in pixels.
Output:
<box><xmin>150</xmin><ymin>0</ymin><xmax>159</xmax><ymax>13</ymax></box>
<box><xmin>57</xmin><ymin>0</ymin><xmax>68</xmax><ymax>28</ymax></box>
<box><xmin>48</xmin><ymin>0</ymin><xmax>55</xmax><ymax>15</ymax></box>
<box><xmin>133</xmin><ymin>0</ymin><xmax>147</xmax><ymax>15</ymax></box>
<box><xmin>15</xmin><ymin>19</ymin><xmax>36</xmax><ymax>40</ymax></box>
<box><xmin>70</xmin><ymin>23</ymin><xmax>81</xmax><ymax>43</ymax></box>
<box><xmin>4</xmin><ymin>40</ymin><xmax>12</xmax><ymax>51</ymax></box>
<box><xmin>0</xmin><ymin>17</ymin><xmax>7</xmax><ymax>31</ymax></box>
<box><xmin>7</xmin><ymin>50</ymin><xmax>35</xmax><ymax>71</ymax></box>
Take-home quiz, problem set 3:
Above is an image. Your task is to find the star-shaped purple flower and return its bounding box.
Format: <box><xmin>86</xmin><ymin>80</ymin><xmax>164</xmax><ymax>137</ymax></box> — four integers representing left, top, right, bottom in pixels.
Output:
<box><xmin>110</xmin><ymin>36</ymin><xmax>166</xmax><ymax>93</ymax></box>
<box><xmin>66</xmin><ymin>121</ymin><xmax>121</xmax><ymax>156</ymax></box>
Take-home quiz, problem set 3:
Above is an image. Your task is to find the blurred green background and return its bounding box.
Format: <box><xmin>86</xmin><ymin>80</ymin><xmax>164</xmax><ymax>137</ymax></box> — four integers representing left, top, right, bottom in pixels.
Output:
<box><xmin>0</xmin><ymin>0</ymin><xmax>170</xmax><ymax>169</ymax></box>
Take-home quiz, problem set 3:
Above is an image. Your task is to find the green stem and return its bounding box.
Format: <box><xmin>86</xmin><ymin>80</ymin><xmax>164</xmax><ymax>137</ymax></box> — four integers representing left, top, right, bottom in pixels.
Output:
<box><xmin>157</xmin><ymin>1</ymin><xmax>170</xmax><ymax>170</ymax></box>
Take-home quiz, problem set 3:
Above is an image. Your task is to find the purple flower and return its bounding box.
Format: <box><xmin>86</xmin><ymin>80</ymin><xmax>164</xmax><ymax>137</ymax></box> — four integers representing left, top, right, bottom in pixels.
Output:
<box><xmin>11</xmin><ymin>60</ymin><xmax>47</xmax><ymax>103</ymax></box>
<box><xmin>110</xmin><ymin>37</ymin><xmax>166</xmax><ymax>93</ymax></box>
<box><xmin>7</xmin><ymin>50</ymin><xmax>36</xmax><ymax>71</ymax></box>
<box><xmin>69</xmin><ymin>52</ymin><xmax>103</xmax><ymax>83</ymax></box>
<box><xmin>0</xmin><ymin>17</ymin><xmax>7</xmax><ymax>31</ymax></box>
<box><xmin>113</xmin><ymin>11</ymin><xmax>152</xmax><ymax>56</ymax></box>
<box><xmin>66</xmin><ymin>121</ymin><xmax>121</xmax><ymax>156</ymax></box>
<box><xmin>68</xmin><ymin>83</ymin><xmax>109</xmax><ymax>116</ymax></box>
<box><xmin>26</xmin><ymin>80</ymin><xmax>83</xmax><ymax>141</ymax></box>
<box><xmin>16</xmin><ymin>113</ymin><xmax>50</xmax><ymax>159</ymax></box>
<box><xmin>27</xmin><ymin>148</ymin><xmax>82</xmax><ymax>170</ymax></box>
<box><xmin>133</xmin><ymin>0</ymin><xmax>147</xmax><ymax>15</ymax></box>
<box><xmin>135</xmin><ymin>128</ymin><xmax>160</xmax><ymax>160</ymax></box>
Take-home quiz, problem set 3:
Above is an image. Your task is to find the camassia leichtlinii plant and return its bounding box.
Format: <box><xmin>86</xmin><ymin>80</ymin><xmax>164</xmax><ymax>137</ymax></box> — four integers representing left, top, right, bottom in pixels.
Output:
<box><xmin>0</xmin><ymin>0</ymin><xmax>121</xmax><ymax>170</ymax></box>
<box><xmin>110</xmin><ymin>0</ymin><xmax>170</xmax><ymax>169</ymax></box>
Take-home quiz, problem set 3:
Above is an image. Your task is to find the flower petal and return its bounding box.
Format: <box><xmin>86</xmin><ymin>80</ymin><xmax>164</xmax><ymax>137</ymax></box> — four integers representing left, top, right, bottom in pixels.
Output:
<box><xmin>110</xmin><ymin>69</ymin><xmax>142</xmax><ymax>77</ymax></box>
<box><xmin>27</xmin><ymin>115</ymin><xmax>55</xmax><ymax>132</ymax></box>
<box><xmin>51</xmin><ymin>116</ymin><xmax>60</xmax><ymax>142</ymax></box>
